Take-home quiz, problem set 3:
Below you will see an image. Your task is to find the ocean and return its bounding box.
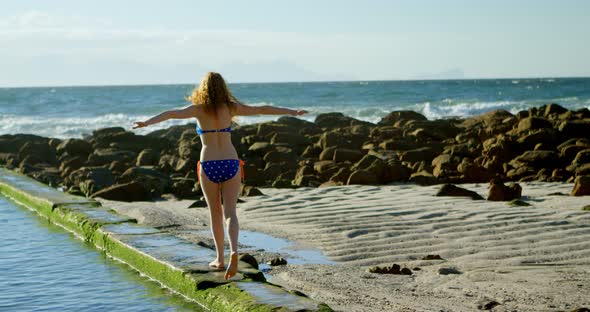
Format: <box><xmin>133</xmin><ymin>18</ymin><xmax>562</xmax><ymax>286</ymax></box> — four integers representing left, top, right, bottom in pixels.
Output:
<box><xmin>1</xmin><ymin>78</ymin><xmax>589</xmax><ymax>139</ymax></box>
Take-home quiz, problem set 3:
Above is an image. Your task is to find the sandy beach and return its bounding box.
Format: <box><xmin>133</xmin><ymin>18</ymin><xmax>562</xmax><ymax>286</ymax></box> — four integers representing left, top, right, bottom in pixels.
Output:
<box><xmin>99</xmin><ymin>182</ymin><xmax>590</xmax><ymax>311</ymax></box>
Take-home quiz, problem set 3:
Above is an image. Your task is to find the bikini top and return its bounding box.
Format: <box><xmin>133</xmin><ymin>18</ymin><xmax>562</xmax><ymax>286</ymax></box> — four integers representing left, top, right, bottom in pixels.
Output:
<box><xmin>196</xmin><ymin>125</ymin><xmax>232</xmax><ymax>135</ymax></box>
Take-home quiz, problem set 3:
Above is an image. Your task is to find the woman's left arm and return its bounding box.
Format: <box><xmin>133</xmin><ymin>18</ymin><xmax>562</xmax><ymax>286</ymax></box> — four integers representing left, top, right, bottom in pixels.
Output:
<box><xmin>133</xmin><ymin>105</ymin><xmax>197</xmax><ymax>129</ymax></box>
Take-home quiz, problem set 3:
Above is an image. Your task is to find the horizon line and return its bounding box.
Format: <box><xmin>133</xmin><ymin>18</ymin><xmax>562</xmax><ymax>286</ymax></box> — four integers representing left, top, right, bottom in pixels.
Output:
<box><xmin>2</xmin><ymin>75</ymin><xmax>590</xmax><ymax>89</ymax></box>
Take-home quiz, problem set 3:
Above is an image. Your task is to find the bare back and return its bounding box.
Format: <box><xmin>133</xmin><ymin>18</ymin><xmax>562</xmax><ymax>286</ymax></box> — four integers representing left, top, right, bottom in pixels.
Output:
<box><xmin>194</xmin><ymin>104</ymin><xmax>238</xmax><ymax>161</ymax></box>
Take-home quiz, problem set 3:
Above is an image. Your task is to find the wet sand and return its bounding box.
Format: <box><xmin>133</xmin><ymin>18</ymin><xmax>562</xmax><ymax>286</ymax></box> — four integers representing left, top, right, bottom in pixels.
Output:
<box><xmin>99</xmin><ymin>182</ymin><xmax>590</xmax><ymax>311</ymax></box>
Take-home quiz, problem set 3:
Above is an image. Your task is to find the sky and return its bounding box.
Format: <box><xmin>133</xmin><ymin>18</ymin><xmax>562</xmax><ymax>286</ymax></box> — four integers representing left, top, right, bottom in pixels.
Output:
<box><xmin>1</xmin><ymin>0</ymin><xmax>589</xmax><ymax>86</ymax></box>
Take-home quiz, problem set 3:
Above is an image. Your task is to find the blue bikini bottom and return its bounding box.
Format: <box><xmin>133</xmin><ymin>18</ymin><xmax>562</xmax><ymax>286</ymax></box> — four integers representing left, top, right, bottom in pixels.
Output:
<box><xmin>197</xmin><ymin>159</ymin><xmax>244</xmax><ymax>184</ymax></box>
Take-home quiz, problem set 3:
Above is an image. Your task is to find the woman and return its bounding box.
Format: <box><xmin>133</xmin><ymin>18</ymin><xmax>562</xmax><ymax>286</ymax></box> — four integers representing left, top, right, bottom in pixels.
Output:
<box><xmin>133</xmin><ymin>72</ymin><xmax>307</xmax><ymax>280</ymax></box>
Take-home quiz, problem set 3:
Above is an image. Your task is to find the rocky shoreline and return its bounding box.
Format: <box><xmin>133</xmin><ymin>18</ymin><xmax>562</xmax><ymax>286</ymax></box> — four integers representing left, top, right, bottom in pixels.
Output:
<box><xmin>1</xmin><ymin>103</ymin><xmax>589</xmax><ymax>201</ymax></box>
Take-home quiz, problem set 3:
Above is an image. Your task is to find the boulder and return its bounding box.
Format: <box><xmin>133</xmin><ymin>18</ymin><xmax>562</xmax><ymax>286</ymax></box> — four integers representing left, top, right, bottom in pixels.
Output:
<box><xmin>487</xmin><ymin>180</ymin><xmax>522</xmax><ymax>201</ymax></box>
<box><xmin>347</xmin><ymin>169</ymin><xmax>378</xmax><ymax>185</ymax></box>
<box><xmin>270</xmin><ymin>132</ymin><xmax>310</xmax><ymax>146</ymax></box>
<box><xmin>400</xmin><ymin>147</ymin><xmax>440</xmax><ymax>163</ymax></box>
<box><xmin>300</xmin><ymin>145</ymin><xmax>321</xmax><ymax>158</ymax></box>
<box><xmin>436</xmin><ymin>184</ymin><xmax>483</xmax><ymax>200</ymax></box>
<box><xmin>333</xmin><ymin>148</ymin><xmax>364</xmax><ymax>162</ymax></box>
<box><xmin>91</xmin><ymin>181</ymin><xmax>152</xmax><ymax>202</ymax></box>
<box><xmin>263</xmin><ymin>150</ymin><xmax>296</xmax><ymax>163</ymax></box>
<box><xmin>178</xmin><ymin>140</ymin><xmax>200</xmax><ymax>160</ymax></box>
<box><xmin>543</xmin><ymin>103</ymin><xmax>568</xmax><ymax>117</ymax></box>
<box><xmin>378</xmin><ymin>110</ymin><xmax>427</xmax><ymax>126</ymax></box>
<box><xmin>509</xmin><ymin>150</ymin><xmax>560</xmax><ymax>169</ymax></box>
<box><xmin>56</xmin><ymin>139</ymin><xmax>92</xmax><ymax>157</ymax></box>
<box><xmin>18</xmin><ymin>141</ymin><xmax>57</xmax><ymax>165</ymax></box>
<box><xmin>571</xmin><ymin>175</ymin><xmax>590</xmax><ymax>196</ymax></box>
<box><xmin>318</xmin><ymin>146</ymin><xmax>337</xmax><ymax>161</ymax></box>
<box><xmin>516</xmin><ymin>117</ymin><xmax>552</xmax><ymax>133</ymax></box>
<box><xmin>119</xmin><ymin>167</ymin><xmax>172</xmax><ymax>198</ymax></box>
<box><xmin>88</xmin><ymin>148</ymin><xmax>137</xmax><ymax>166</ymax></box>
<box><xmin>558</xmin><ymin>120</ymin><xmax>590</xmax><ymax>138</ymax></box>
<box><xmin>248</xmin><ymin>142</ymin><xmax>273</xmax><ymax>156</ymax></box>
<box><xmin>240</xmin><ymin>185</ymin><xmax>263</xmax><ymax>196</ymax></box>
<box><xmin>136</xmin><ymin>148</ymin><xmax>159</xmax><ymax>166</ymax></box>
<box><xmin>315</xmin><ymin>112</ymin><xmax>372</xmax><ymax>129</ymax></box>
<box><xmin>409</xmin><ymin>171</ymin><xmax>438</xmax><ymax>186</ymax></box>
<box><xmin>171</xmin><ymin>177</ymin><xmax>199</xmax><ymax>199</ymax></box>
<box><xmin>67</xmin><ymin>167</ymin><xmax>115</xmax><ymax>196</ymax></box>
<box><xmin>0</xmin><ymin>134</ymin><xmax>51</xmax><ymax>153</ymax></box>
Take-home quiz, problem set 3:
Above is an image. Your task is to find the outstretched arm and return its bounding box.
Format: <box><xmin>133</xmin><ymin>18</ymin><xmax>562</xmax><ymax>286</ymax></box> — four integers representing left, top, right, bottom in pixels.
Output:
<box><xmin>133</xmin><ymin>105</ymin><xmax>197</xmax><ymax>129</ymax></box>
<box><xmin>233</xmin><ymin>102</ymin><xmax>307</xmax><ymax>116</ymax></box>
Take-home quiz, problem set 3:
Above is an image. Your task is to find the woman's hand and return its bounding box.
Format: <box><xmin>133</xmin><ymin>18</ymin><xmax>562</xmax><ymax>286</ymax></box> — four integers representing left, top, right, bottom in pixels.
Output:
<box><xmin>132</xmin><ymin>121</ymin><xmax>148</xmax><ymax>129</ymax></box>
<box><xmin>291</xmin><ymin>110</ymin><xmax>308</xmax><ymax>116</ymax></box>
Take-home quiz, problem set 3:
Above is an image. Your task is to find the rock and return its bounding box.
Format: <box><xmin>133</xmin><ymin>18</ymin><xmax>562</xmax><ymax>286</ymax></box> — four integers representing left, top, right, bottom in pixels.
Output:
<box><xmin>240</xmin><ymin>185</ymin><xmax>263</xmax><ymax>197</ymax></box>
<box><xmin>315</xmin><ymin>112</ymin><xmax>372</xmax><ymax>129</ymax></box>
<box><xmin>508</xmin><ymin>199</ymin><xmax>531</xmax><ymax>206</ymax></box>
<box><xmin>263</xmin><ymin>150</ymin><xmax>295</xmax><ymax>163</ymax></box>
<box><xmin>544</xmin><ymin>103</ymin><xmax>568</xmax><ymax>117</ymax></box>
<box><xmin>91</xmin><ymin>181</ymin><xmax>152</xmax><ymax>202</ymax></box>
<box><xmin>318</xmin><ymin>146</ymin><xmax>337</xmax><ymax>161</ymax></box>
<box><xmin>171</xmin><ymin>177</ymin><xmax>199</xmax><ymax>199</ymax></box>
<box><xmin>477</xmin><ymin>300</ymin><xmax>500</xmax><ymax>310</ymax></box>
<box><xmin>368</xmin><ymin>263</ymin><xmax>413</xmax><ymax>275</ymax></box>
<box><xmin>509</xmin><ymin>150</ymin><xmax>560</xmax><ymax>169</ymax></box>
<box><xmin>409</xmin><ymin>171</ymin><xmax>438</xmax><ymax>186</ymax></box>
<box><xmin>188</xmin><ymin>198</ymin><xmax>207</xmax><ymax>208</ymax></box>
<box><xmin>59</xmin><ymin>156</ymin><xmax>86</xmax><ymax>177</ymax></box>
<box><xmin>178</xmin><ymin>140</ymin><xmax>200</xmax><ymax>160</ymax></box>
<box><xmin>119</xmin><ymin>167</ymin><xmax>172</xmax><ymax>198</ymax></box>
<box><xmin>487</xmin><ymin>180</ymin><xmax>522</xmax><ymax>201</ymax></box>
<box><xmin>438</xmin><ymin>267</ymin><xmax>461</xmax><ymax>275</ymax></box>
<box><xmin>248</xmin><ymin>142</ymin><xmax>273</xmax><ymax>156</ymax></box>
<box><xmin>292</xmin><ymin>174</ymin><xmax>321</xmax><ymax>187</ymax></box>
<box><xmin>300</xmin><ymin>145</ymin><xmax>321</xmax><ymax>158</ymax></box>
<box><xmin>558</xmin><ymin>120</ymin><xmax>590</xmax><ymax>138</ymax></box>
<box><xmin>436</xmin><ymin>184</ymin><xmax>483</xmax><ymax>200</ymax></box>
<box><xmin>329</xmin><ymin>167</ymin><xmax>351</xmax><ymax>184</ymax></box>
<box><xmin>0</xmin><ymin>134</ymin><xmax>49</xmax><ymax>154</ymax></box>
<box><xmin>88</xmin><ymin>148</ymin><xmax>137</xmax><ymax>166</ymax></box>
<box><xmin>347</xmin><ymin>169</ymin><xmax>378</xmax><ymax>185</ymax></box>
<box><xmin>270</xmin><ymin>132</ymin><xmax>310</xmax><ymax>146</ymax></box>
<box><xmin>333</xmin><ymin>148</ymin><xmax>364</xmax><ymax>162</ymax></box>
<box><xmin>313</xmin><ymin>160</ymin><xmax>341</xmax><ymax>178</ymax></box>
<box><xmin>516</xmin><ymin>117</ymin><xmax>552</xmax><ymax>133</ymax></box>
<box><xmin>400</xmin><ymin>147</ymin><xmax>440</xmax><ymax>163</ymax></box>
<box><xmin>571</xmin><ymin>149</ymin><xmax>590</xmax><ymax>168</ymax></box>
<box><xmin>18</xmin><ymin>141</ymin><xmax>57</xmax><ymax>165</ymax></box>
<box><xmin>571</xmin><ymin>176</ymin><xmax>590</xmax><ymax>196</ymax></box>
<box><xmin>457</xmin><ymin>158</ymin><xmax>492</xmax><ymax>182</ymax></box>
<box><xmin>67</xmin><ymin>166</ymin><xmax>115</xmax><ymax>196</ymax></box>
<box><xmin>400</xmin><ymin>268</ymin><xmax>413</xmax><ymax>275</ymax></box>
<box><xmin>56</xmin><ymin>139</ymin><xmax>92</xmax><ymax>157</ymax></box>
<box><xmin>268</xmin><ymin>257</ymin><xmax>287</xmax><ymax>266</ymax></box>
<box><xmin>421</xmin><ymin>255</ymin><xmax>444</xmax><ymax>260</ymax></box>
<box><xmin>136</xmin><ymin>148</ymin><xmax>159</xmax><ymax>166</ymax></box>
<box><xmin>92</xmin><ymin>130</ymin><xmax>171</xmax><ymax>153</ymax></box>
<box><xmin>239</xmin><ymin>253</ymin><xmax>259</xmax><ymax>269</ymax></box>
<box><xmin>378</xmin><ymin>110</ymin><xmax>427</xmax><ymax>126</ymax></box>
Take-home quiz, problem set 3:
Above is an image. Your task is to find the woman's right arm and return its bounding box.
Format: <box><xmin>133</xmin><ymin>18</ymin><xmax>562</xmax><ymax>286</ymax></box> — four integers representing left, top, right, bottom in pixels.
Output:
<box><xmin>233</xmin><ymin>102</ymin><xmax>307</xmax><ymax>116</ymax></box>
<box><xmin>133</xmin><ymin>105</ymin><xmax>198</xmax><ymax>129</ymax></box>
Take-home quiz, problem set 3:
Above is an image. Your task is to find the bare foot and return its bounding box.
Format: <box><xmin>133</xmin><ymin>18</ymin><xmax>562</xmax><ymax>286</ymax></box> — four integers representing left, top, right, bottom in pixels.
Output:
<box><xmin>209</xmin><ymin>259</ymin><xmax>224</xmax><ymax>270</ymax></box>
<box><xmin>224</xmin><ymin>252</ymin><xmax>239</xmax><ymax>280</ymax></box>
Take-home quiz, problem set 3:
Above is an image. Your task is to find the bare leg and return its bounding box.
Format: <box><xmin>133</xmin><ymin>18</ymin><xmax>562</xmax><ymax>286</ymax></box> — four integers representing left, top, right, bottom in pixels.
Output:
<box><xmin>221</xmin><ymin>169</ymin><xmax>242</xmax><ymax>280</ymax></box>
<box><xmin>199</xmin><ymin>169</ymin><xmax>224</xmax><ymax>269</ymax></box>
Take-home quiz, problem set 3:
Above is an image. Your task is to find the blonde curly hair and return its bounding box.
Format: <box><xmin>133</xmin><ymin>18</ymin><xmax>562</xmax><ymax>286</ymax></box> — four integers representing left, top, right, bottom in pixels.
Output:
<box><xmin>186</xmin><ymin>72</ymin><xmax>240</xmax><ymax>115</ymax></box>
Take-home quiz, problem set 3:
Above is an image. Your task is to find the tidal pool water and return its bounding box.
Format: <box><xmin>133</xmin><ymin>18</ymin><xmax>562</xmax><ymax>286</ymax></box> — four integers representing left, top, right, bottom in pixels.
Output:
<box><xmin>0</xmin><ymin>196</ymin><xmax>204</xmax><ymax>311</ymax></box>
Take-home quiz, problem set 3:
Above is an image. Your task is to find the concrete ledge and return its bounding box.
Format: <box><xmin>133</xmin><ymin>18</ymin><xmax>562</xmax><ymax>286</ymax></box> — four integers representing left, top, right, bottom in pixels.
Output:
<box><xmin>0</xmin><ymin>168</ymin><xmax>332</xmax><ymax>312</ymax></box>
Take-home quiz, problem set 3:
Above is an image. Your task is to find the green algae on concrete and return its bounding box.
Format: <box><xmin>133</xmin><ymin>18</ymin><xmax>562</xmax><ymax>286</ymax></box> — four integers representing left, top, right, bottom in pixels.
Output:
<box><xmin>0</xmin><ymin>168</ymin><xmax>92</xmax><ymax>215</ymax></box>
<box><xmin>0</xmin><ymin>168</ymin><xmax>333</xmax><ymax>311</ymax></box>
